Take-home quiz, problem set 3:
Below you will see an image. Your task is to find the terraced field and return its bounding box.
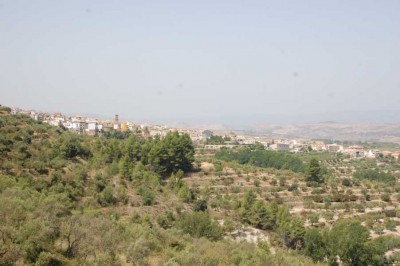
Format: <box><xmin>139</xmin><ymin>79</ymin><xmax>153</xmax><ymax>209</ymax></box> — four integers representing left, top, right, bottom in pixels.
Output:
<box><xmin>185</xmin><ymin>154</ymin><xmax>400</xmax><ymax>244</ymax></box>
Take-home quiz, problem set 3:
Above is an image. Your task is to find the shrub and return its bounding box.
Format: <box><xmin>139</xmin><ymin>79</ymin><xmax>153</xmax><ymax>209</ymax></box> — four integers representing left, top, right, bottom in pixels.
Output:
<box><xmin>374</xmin><ymin>225</ymin><xmax>385</xmax><ymax>235</ymax></box>
<box><xmin>231</xmin><ymin>186</ymin><xmax>240</xmax><ymax>194</ymax></box>
<box><xmin>176</xmin><ymin>212</ymin><xmax>223</xmax><ymax>241</ymax></box>
<box><xmin>311</xmin><ymin>188</ymin><xmax>324</xmax><ymax>195</ymax></box>
<box><xmin>331</xmin><ymin>193</ymin><xmax>349</xmax><ymax>202</ymax></box>
<box><xmin>35</xmin><ymin>252</ymin><xmax>62</xmax><ymax>266</ymax></box>
<box><xmin>102</xmin><ymin>186</ymin><xmax>115</xmax><ymax>205</ymax></box>
<box><xmin>381</xmin><ymin>193</ymin><xmax>391</xmax><ymax>202</ymax></box>
<box><xmin>157</xmin><ymin>211</ymin><xmax>175</xmax><ymax>229</ymax></box>
<box><xmin>312</xmin><ymin>195</ymin><xmax>323</xmax><ymax>203</ymax></box>
<box><xmin>341</xmin><ymin>178</ymin><xmax>352</xmax><ymax>187</ymax></box>
<box><xmin>309</xmin><ymin>214</ymin><xmax>319</xmax><ymax>225</ymax></box>
<box><xmin>177</xmin><ymin>185</ymin><xmax>193</xmax><ymax>203</ymax></box>
<box><xmin>223</xmin><ymin>177</ymin><xmax>234</xmax><ymax>186</ymax></box>
<box><xmin>385</xmin><ymin>219</ymin><xmax>397</xmax><ymax>231</ymax></box>
<box><xmin>306</xmin><ymin>181</ymin><xmax>321</xmax><ymax>188</ymax></box>
<box><xmin>288</xmin><ymin>182</ymin><xmax>299</xmax><ymax>191</ymax></box>
<box><xmin>142</xmin><ymin>190</ymin><xmax>155</xmax><ymax>206</ymax></box>
<box><xmin>349</xmin><ymin>194</ymin><xmax>358</xmax><ymax>201</ymax></box>
<box><xmin>193</xmin><ymin>199</ymin><xmax>208</xmax><ymax>212</ymax></box>
<box><xmin>365</xmin><ymin>194</ymin><xmax>371</xmax><ymax>201</ymax></box>
<box><xmin>385</xmin><ymin>209</ymin><xmax>397</xmax><ymax>218</ymax></box>
<box><xmin>355</xmin><ymin>204</ymin><xmax>365</xmax><ymax>213</ymax></box>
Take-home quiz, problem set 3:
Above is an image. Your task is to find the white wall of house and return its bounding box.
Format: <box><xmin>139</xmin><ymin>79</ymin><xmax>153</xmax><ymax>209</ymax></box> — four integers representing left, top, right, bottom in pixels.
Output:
<box><xmin>87</xmin><ymin>122</ymin><xmax>97</xmax><ymax>131</ymax></box>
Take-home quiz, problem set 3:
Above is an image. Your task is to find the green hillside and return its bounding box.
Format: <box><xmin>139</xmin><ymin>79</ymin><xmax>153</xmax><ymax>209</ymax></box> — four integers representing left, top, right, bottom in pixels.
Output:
<box><xmin>2</xmin><ymin>105</ymin><xmax>399</xmax><ymax>266</ymax></box>
<box><xmin>0</xmin><ymin>106</ymin><xmax>325</xmax><ymax>265</ymax></box>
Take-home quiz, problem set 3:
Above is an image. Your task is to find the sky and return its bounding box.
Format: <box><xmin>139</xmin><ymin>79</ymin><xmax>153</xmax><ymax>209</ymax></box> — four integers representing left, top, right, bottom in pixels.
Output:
<box><xmin>1</xmin><ymin>0</ymin><xmax>399</xmax><ymax>124</ymax></box>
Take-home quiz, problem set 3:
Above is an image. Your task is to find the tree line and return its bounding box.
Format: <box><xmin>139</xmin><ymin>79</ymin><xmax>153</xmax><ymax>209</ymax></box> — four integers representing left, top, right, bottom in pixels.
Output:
<box><xmin>215</xmin><ymin>148</ymin><xmax>305</xmax><ymax>173</ymax></box>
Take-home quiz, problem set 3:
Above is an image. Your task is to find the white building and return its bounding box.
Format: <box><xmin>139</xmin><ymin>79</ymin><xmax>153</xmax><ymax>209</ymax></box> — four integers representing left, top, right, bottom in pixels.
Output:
<box><xmin>270</xmin><ymin>143</ymin><xmax>291</xmax><ymax>152</ymax></box>
<box><xmin>326</xmin><ymin>144</ymin><xmax>343</xmax><ymax>153</ymax></box>
<box><xmin>366</xmin><ymin>150</ymin><xmax>380</xmax><ymax>159</ymax></box>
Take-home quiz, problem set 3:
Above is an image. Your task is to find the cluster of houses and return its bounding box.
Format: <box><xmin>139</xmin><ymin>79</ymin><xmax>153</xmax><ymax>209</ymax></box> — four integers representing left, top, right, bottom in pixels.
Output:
<box><xmin>342</xmin><ymin>145</ymin><xmax>400</xmax><ymax>160</ymax></box>
<box><xmin>11</xmin><ymin>107</ymin><xmax>400</xmax><ymax>161</ymax></box>
<box><xmin>12</xmin><ymin>108</ymin><xmax>142</xmax><ymax>136</ymax></box>
<box><xmin>201</xmin><ymin>133</ymin><xmax>400</xmax><ymax>160</ymax></box>
<box><xmin>11</xmin><ymin>108</ymin><xmax>209</xmax><ymax>140</ymax></box>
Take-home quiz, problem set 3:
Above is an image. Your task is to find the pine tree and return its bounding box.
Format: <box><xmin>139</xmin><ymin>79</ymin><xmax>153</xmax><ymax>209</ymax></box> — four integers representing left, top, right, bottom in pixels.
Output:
<box><xmin>306</xmin><ymin>158</ymin><xmax>323</xmax><ymax>183</ymax></box>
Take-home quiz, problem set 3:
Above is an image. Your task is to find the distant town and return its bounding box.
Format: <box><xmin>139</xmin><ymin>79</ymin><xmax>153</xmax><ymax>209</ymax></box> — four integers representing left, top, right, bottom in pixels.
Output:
<box><xmin>11</xmin><ymin>106</ymin><xmax>400</xmax><ymax>161</ymax></box>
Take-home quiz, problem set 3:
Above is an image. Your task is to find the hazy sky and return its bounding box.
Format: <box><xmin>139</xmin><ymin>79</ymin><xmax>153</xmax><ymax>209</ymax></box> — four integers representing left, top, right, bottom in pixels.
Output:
<box><xmin>1</xmin><ymin>1</ymin><xmax>399</xmax><ymax>123</ymax></box>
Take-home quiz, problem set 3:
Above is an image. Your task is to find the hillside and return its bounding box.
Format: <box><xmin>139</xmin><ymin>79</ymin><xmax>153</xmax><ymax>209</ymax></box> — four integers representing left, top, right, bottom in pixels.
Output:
<box><xmin>0</xmin><ymin>106</ymin><xmax>325</xmax><ymax>266</ymax></box>
<box><xmin>2</xmin><ymin>105</ymin><xmax>400</xmax><ymax>265</ymax></box>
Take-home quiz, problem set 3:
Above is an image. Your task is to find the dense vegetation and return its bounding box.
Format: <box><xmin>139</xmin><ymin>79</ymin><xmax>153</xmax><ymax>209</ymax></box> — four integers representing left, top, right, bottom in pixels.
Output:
<box><xmin>205</xmin><ymin>135</ymin><xmax>232</xmax><ymax>145</ymax></box>
<box><xmin>354</xmin><ymin>169</ymin><xmax>396</xmax><ymax>183</ymax></box>
<box><xmin>0</xmin><ymin>107</ymin><xmax>321</xmax><ymax>265</ymax></box>
<box><xmin>303</xmin><ymin>220</ymin><xmax>394</xmax><ymax>265</ymax></box>
<box><xmin>2</xmin><ymin>106</ymin><xmax>400</xmax><ymax>265</ymax></box>
<box><xmin>215</xmin><ymin>148</ymin><xmax>305</xmax><ymax>172</ymax></box>
<box><xmin>238</xmin><ymin>190</ymin><xmax>306</xmax><ymax>250</ymax></box>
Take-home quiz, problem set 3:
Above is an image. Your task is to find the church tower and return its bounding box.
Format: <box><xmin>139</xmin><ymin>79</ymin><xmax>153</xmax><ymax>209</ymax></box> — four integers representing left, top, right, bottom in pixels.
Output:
<box><xmin>113</xmin><ymin>114</ymin><xmax>120</xmax><ymax>131</ymax></box>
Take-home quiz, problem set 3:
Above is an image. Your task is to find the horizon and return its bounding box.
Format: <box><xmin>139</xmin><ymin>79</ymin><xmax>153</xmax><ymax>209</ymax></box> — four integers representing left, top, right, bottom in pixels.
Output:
<box><xmin>7</xmin><ymin>103</ymin><xmax>400</xmax><ymax>127</ymax></box>
<box><xmin>1</xmin><ymin>1</ymin><xmax>400</xmax><ymax>125</ymax></box>
<box><xmin>6</xmin><ymin>103</ymin><xmax>400</xmax><ymax>145</ymax></box>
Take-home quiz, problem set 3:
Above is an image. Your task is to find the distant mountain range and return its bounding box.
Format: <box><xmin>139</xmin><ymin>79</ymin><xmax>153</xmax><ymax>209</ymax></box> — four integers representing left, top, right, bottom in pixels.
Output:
<box><xmin>170</xmin><ymin>110</ymin><xmax>400</xmax><ymax>142</ymax></box>
<box><xmin>213</xmin><ymin>110</ymin><xmax>400</xmax><ymax>127</ymax></box>
<box><xmin>244</xmin><ymin>123</ymin><xmax>400</xmax><ymax>142</ymax></box>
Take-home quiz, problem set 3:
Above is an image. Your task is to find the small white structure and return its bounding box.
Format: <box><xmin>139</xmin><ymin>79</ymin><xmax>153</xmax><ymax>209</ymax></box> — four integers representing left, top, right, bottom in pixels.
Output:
<box><xmin>326</xmin><ymin>144</ymin><xmax>343</xmax><ymax>153</ymax></box>
<box><xmin>270</xmin><ymin>143</ymin><xmax>290</xmax><ymax>152</ymax></box>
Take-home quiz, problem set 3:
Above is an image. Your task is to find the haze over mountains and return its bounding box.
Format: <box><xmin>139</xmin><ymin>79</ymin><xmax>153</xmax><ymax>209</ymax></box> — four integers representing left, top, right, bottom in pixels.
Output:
<box><xmin>168</xmin><ymin>110</ymin><xmax>400</xmax><ymax>127</ymax></box>
<box><xmin>159</xmin><ymin>110</ymin><xmax>400</xmax><ymax>142</ymax></box>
